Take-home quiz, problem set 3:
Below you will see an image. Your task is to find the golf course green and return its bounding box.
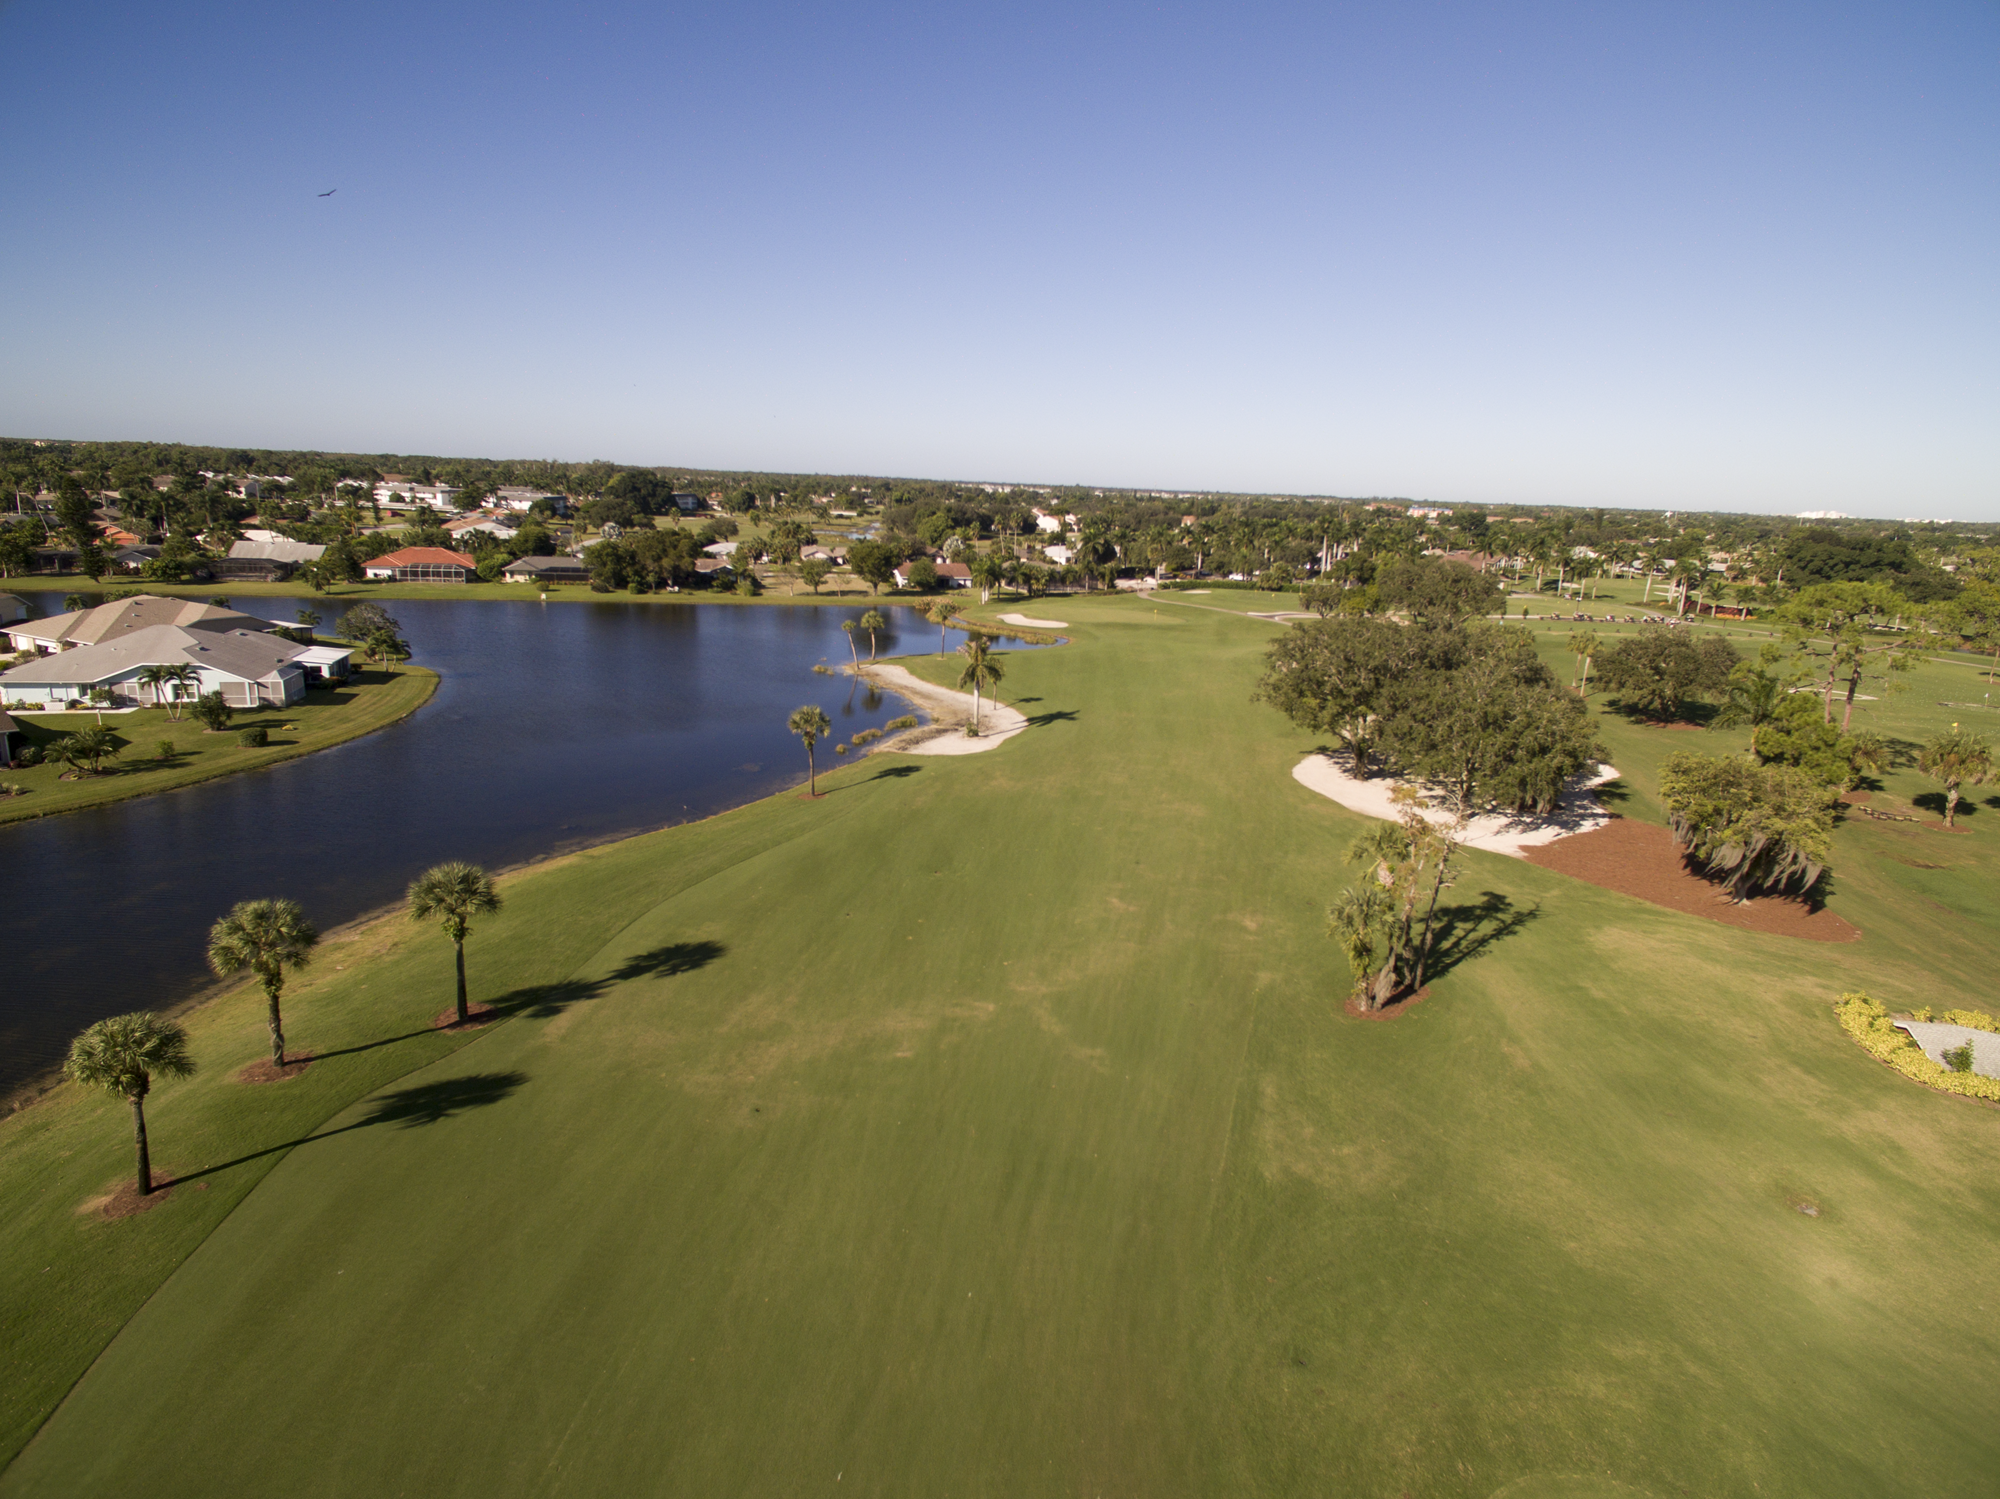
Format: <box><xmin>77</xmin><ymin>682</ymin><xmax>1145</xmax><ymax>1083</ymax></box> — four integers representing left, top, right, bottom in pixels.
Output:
<box><xmin>3</xmin><ymin>594</ymin><xmax>1997</xmax><ymax>1497</ymax></box>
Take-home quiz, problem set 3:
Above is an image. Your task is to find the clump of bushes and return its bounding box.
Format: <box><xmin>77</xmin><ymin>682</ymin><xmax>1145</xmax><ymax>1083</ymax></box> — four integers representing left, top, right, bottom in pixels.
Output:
<box><xmin>885</xmin><ymin>715</ymin><xmax>919</xmax><ymax>731</ymax></box>
<box><xmin>1835</xmin><ymin>993</ymin><xmax>2000</xmax><ymax>1102</ymax></box>
<box><xmin>852</xmin><ymin>728</ymin><xmax>884</xmax><ymax>746</ymax></box>
<box><xmin>238</xmin><ymin>726</ymin><xmax>269</xmax><ymax>748</ymax></box>
<box><xmin>155</xmin><ymin>739</ymin><xmax>176</xmax><ymax>760</ymax></box>
<box><xmin>812</xmin><ymin>664</ymin><xmax>833</xmax><ymax>675</ymax></box>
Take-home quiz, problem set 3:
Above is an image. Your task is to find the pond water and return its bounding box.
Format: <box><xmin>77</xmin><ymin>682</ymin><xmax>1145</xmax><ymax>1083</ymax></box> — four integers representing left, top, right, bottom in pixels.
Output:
<box><xmin>0</xmin><ymin>593</ymin><xmax>1020</xmax><ymax>1094</ymax></box>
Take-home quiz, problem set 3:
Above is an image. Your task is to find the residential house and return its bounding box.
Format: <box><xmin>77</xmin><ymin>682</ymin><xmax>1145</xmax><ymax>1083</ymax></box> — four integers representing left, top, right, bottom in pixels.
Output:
<box><xmin>670</xmin><ymin>493</ymin><xmax>705</xmax><ymax>514</ymax></box>
<box><xmin>0</xmin><ymin>711</ymin><xmax>17</xmax><ymax>767</ymax></box>
<box><xmin>693</xmin><ymin>558</ymin><xmax>735</xmax><ymax>580</ymax></box>
<box><xmin>799</xmin><ymin>545</ymin><xmax>847</xmax><ymax>563</ymax></box>
<box><xmin>0</xmin><ymin>594</ymin><xmax>28</xmax><ymax>626</ymax></box>
<box><xmin>217</xmin><ymin>538</ymin><xmax>327</xmax><ymax>581</ymax></box>
<box><xmin>492</xmin><ymin>487</ymin><xmax>565</xmax><ymax>515</ymax></box>
<box><xmin>3</xmin><ymin>594</ymin><xmax>279</xmax><ymax>656</ymax></box>
<box><xmin>109</xmin><ymin>546</ymin><xmax>163</xmax><ymax>575</ymax></box>
<box><xmin>892</xmin><ymin>559</ymin><xmax>973</xmax><ymax>588</ymax></box>
<box><xmin>363</xmin><ymin>547</ymin><xmax>478</xmax><ymax>582</ymax></box>
<box><xmin>372</xmin><ymin>482</ymin><xmax>461</xmax><ymax>511</ymax></box>
<box><xmin>0</xmin><ymin>625</ymin><xmax>345</xmax><ymax>709</ymax></box>
<box><xmin>445</xmin><ymin>512</ymin><xmax>518</xmax><ymax>541</ymax></box>
<box><xmin>500</xmin><ymin>556</ymin><xmax>591</xmax><ymax>584</ymax></box>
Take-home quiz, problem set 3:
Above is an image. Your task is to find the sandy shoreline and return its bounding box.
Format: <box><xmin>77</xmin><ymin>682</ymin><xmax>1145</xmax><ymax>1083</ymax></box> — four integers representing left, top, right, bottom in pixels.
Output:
<box><xmin>852</xmin><ymin>663</ymin><xmax>1028</xmax><ymax>755</ymax></box>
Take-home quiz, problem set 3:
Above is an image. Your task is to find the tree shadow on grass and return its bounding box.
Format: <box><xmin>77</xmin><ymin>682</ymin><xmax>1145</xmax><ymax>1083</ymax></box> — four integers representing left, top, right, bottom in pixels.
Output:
<box><xmin>490</xmin><ymin>940</ymin><xmax>727</xmax><ymax>1018</ymax></box>
<box><xmin>172</xmin><ymin>1072</ymin><xmax>529</xmax><ymax>1184</ymax></box>
<box><xmin>1024</xmin><ymin>708</ymin><xmax>1078</xmax><ymax>728</ymax></box>
<box><xmin>609</xmin><ymin>939</ymin><xmax>726</xmax><ymax>983</ymax></box>
<box><xmin>1913</xmin><ymin>791</ymin><xmax>1972</xmax><ymax>819</ymax></box>
<box><xmin>1424</xmin><ymin>893</ymin><xmax>1541</xmax><ymax>983</ymax></box>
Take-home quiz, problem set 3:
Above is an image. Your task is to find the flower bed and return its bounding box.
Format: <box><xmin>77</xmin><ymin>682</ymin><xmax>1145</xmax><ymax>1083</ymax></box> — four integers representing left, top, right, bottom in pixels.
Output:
<box><xmin>1835</xmin><ymin>992</ymin><xmax>2000</xmax><ymax>1103</ymax></box>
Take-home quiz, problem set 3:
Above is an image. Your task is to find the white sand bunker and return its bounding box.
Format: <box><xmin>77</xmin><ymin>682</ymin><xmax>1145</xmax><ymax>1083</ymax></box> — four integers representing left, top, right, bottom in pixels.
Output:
<box><xmin>1292</xmin><ymin>754</ymin><xmax>1621</xmax><ymax>857</ymax></box>
<box><xmin>999</xmin><ymin>612</ymin><xmax>1068</xmax><ymax>630</ymax></box>
<box><xmin>858</xmin><ymin>663</ymin><xmax>1028</xmax><ymax>756</ymax></box>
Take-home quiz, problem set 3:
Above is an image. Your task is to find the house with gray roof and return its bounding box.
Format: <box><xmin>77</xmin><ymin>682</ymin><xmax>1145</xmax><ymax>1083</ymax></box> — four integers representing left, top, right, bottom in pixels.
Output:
<box><xmin>500</xmin><ymin>556</ymin><xmax>591</xmax><ymax>584</ymax></box>
<box><xmin>2</xmin><ymin>594</ymin><xmax>278</xmax><ymax>656</ymax></box>
<box><xmin>0</xmin><ymin>625</ymin><xmax>344</xmax><ymax>710</ymax></box>
<box><xmin>216</xmin><ymin>539</ymin><xmax>327</xmax><ymax>581</ymax></box>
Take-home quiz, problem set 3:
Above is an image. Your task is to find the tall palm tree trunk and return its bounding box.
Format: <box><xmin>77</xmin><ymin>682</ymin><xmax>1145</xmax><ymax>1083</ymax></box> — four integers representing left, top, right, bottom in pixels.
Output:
<box><xmin>264</xmin><ymin>977</ymin><xmax>286</xmax><ymax>1065</ymax></box>
<box><xmin>806</xmin><ymin>743</ymin><xmax>817</xmax><ymax>796</ymax></box>
<box><xmin>131</xmin><ymin>1093</ymin><xmax>153</xmax><ymax>1195</ymax></box>
<box><xmin>971</xmin><ymin>685</ymin><xmax>982</xmax><ymax>734</ymax></box>
<box><xmin>454</xmin><ymin>937</ymin><xmax>469</xmax><ymax>1025</ymax></box>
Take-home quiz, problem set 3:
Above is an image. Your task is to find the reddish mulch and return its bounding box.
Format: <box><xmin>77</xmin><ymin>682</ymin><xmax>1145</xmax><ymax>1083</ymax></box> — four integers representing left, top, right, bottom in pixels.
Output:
<box><xmin>91</xmin><ymin>1178</ymin><xmax>176</xmax><ymax>1219</ymax></box>
<box><xmin>1523</xmin><ymin>817</ymin><xmax>1860</xmax><ymax>942</ymax></box>
<box><xmin>1841</xmin><ymin>789</ymin><xmax>1872</xmax><ymax>804</ymax></box>
<box><xmin>1345</xmin><ymin>986</ymin><xmax>1431</xmax><ymax>1022</ymax></box>
<box><xmin>236</xmin><ymin>1052</ymin><xmax>314</xmax><ymax>1084</ymax></box>
<box><xmin>433</xmin><ymin>1003</ymin><xmax>499</xmax><ymax>1030</ymax></box>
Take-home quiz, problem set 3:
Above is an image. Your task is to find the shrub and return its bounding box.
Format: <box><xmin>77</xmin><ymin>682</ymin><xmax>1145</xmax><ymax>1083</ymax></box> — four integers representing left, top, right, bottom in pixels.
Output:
<box><xmin>0</xmin><ymin>781</ymin><xmax>23</xmax><ymax>796</ymax></box>
<box><xmin>885</xmin><ymin>715</ymin><xmax>919</xmax><ymax>731</ymax></box>
<box><xmin>191</xmin><ymin>691</ymin><xmax>234</xmax><ymax>732</ymax></box>
<box><xmin>1834</xmin><ymin>992</ymin><xmax>2000</xmax><ymax>1103</ymax></box>
<box><xmin>1658</xmin><ymin>751</ymin><xmax>1839</xmax><ymax>901</ymax></box>
<box><xmin>238</xmin><ymin>726</ymin><xmax>269</xmax><ymax>747</ymax></box>
<box><xmin>1943</xmin><ymin>1041</ymin><xmax>1976</xmax><ymax>1073</ymax></box>
<box><xmin>812</xmin><ymin>664</ymin><xmax>833</xmax><ymax>675</ymax></box>
<box><xmin>155</xmin><ymin>739</ymin><xmax>176</xmax><ymax>760</ymax></box>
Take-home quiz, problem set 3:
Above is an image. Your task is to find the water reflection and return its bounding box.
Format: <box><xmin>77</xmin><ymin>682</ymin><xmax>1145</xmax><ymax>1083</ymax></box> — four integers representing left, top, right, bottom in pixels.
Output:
<box><xmin>1</xmin><ymin>592</ymin><xmax>1034</xmax><ymax>1091</ymax></box>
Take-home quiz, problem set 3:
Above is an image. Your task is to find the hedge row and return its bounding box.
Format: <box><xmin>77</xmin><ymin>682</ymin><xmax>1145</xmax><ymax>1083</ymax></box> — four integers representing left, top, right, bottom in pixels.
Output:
<box><xmin>1835</xmin><ymin>992</ymin><xmax>2000</xmax><ymax>1103</ymax></box>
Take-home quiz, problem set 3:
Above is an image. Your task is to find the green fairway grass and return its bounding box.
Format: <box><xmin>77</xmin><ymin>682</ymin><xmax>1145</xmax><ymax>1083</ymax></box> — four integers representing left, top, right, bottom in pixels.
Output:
<box><xmin>0</xmin><ymin>666</ymin><xmax>436</xmax><ymax>825</ymax></box>
<box><xmin>3</xmin><ymin>597</ymin><xmax>1998</xmax><ymax>1497</ymax></box>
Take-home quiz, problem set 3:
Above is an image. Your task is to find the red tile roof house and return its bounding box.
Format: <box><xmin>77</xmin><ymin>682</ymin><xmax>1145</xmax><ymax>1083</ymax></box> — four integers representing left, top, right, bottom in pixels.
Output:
<box><xmin>363</xmin><ymin>547</ymin><xmax>479</xmax><ymax>582</ymax></box>
<box><xmin>892</xmin><ymin>560</ymin><xmax>974</xmax><ymax>588</ymax></box>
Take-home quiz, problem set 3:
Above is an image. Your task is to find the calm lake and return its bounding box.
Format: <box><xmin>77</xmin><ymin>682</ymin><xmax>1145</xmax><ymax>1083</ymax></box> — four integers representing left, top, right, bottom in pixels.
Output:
<box><xmin>1</xmin><ymin>594</ymin><xmax>1013</xmax><ymax>1095</ymax></box>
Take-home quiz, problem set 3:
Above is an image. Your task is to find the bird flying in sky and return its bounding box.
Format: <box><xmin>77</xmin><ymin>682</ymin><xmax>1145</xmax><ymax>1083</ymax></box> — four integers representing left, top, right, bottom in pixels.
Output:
<box><xmin>317</xmin><ymin>189</ymin><xmax>336</xmax><ymax>197</ymax></box>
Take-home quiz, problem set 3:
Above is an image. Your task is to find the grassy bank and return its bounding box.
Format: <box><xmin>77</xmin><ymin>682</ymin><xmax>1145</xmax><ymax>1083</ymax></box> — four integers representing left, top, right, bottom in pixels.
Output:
<box><xmin>2</xmin><ymin>597</ymin><xmax>1997</xmax><ymax>1496</ymax></box>
<box><xmin>0</xmin><ymin>666</ymin><xmax>437</xmax><ymax>825</ymax></box>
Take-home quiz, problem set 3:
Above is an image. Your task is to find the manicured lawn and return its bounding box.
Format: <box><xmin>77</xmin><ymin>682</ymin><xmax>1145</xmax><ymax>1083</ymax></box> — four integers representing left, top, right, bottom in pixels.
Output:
<box><xmin>0</xmin><ymin>666</ymin><xmax>436</xmax><ymax>825</ymax></box>
<box><xmin>2</xmin><ymin>597</ymin><xmax>1997</xmax><ymax>1496</ymax></box>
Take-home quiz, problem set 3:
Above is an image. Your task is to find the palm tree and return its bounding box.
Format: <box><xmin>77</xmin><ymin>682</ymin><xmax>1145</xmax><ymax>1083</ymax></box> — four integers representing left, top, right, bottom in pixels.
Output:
<box><xmin>64</xmin><ymin>1011</ymin><xmax>196</xmax><ymax>1196</ymax></box>
<box><xmin>956</xmin><ymin>635</ymin><xmax>1005</xmax><ymax>735</ymax></box>
<box><xmin>788</xmin><ymin>704</ymin><xmax>832</xmax><ymax>795</ymax></box>
<box><xmin>160</xmin><ymin>664</ymin><xmax>198</xmax><ymax>719</ymax></box>
<box><xmin>208</xmin><ymin>898</ymin><xmax>320</xmax><ymax>1065</ymax></box>
<box><xmin>1568</xmin><ymin>632</ymin><xmax>1597</xmax><ymax>693</ymax></box>
<box><xmin>406</xmin><ymin>862</ymin><xmax>503</xmax><ymax>1026</ymax></box>
<box><xmin>859</xmin><ymin>609</ymin><xmax>887</xmax><ymax>662</ymax></box>
<box><xmin>1916</xmin><ymin>727</ymin><xmax>1993</xmax><ymax>828</ymax></box>
<box><xmin>926</xmin><ymin>599</ymin><xmax>963</xmax><ymax>653</ymax></box>
<box><xmin>135</xmin><ymin>663</ymin><xmax>176</xmax><ymax>708</ymax></box>
<box><xmin>840</xmin><ymin>620</ymin><xmax>859</xmax><ymax>669</ymax></box>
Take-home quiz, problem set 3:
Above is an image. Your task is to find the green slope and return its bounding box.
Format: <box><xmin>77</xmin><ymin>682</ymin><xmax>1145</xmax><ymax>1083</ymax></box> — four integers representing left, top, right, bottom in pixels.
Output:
<box><xmin>4</xmin><ymin>597</ymin><xmax>1999</xmax><ymax>1497</ymax></box>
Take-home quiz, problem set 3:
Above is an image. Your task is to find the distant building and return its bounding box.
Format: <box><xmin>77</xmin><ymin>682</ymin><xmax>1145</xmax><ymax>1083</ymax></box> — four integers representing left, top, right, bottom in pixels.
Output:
<box><xmin>362</xmin><ymin>547</ymin><xmax>478</xmax><ymax>583</ymax></box>
<box><xmin>500</xmin><ymin>556</ymin><xmax>590</xmax><ymax>584</ymax></box>
<box><xmin>218</xmin><ymin>538</ymin><xmax>327</xmax><ymax>581</ymax></box>
<box><xmin>670</xmin><ymin>493</ymin><xmax>705</xmax><ymax>514</ymax></box>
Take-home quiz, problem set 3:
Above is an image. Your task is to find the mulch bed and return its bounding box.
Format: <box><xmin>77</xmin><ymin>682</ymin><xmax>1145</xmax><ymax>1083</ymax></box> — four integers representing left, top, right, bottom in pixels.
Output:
<box><xmin>236</xmin><ymin>1052</ymin><xmax>315</xmax><ymax>1084</ymax></box>
<box><xmin>433</xmin><ymin>1003</ymin><xmax>499</xmax><ymax>1030</ymax></box>
<box><xmin>90</xmin><ymin>1173</ymin><xmax>206</xmax><ymax>1220</ymax></box>
<box><xmin>1523</xmin><ymin>816</ymin><xmax>1860</xmax><ymax>942</ymax></box>
<box><xmin>1345</xmin><ymin>986</ymin><xmax>1431</xmax><ymax>1022</ymax></box>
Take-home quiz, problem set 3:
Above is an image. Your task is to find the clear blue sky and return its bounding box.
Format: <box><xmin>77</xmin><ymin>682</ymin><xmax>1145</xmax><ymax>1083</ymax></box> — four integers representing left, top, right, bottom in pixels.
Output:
<box><xmin>4</xmin><ymin>0</ymin><xmax>1994</xmax><ymax>517</ymax></box>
